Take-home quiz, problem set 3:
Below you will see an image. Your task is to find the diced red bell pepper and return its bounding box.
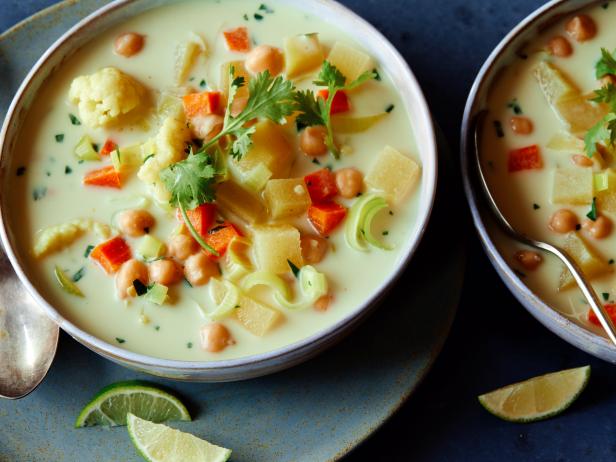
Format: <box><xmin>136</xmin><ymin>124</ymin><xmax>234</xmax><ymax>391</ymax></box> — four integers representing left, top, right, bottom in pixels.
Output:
<box><xmin>223</xmin><ymin>27</ymin><xmax>250</xmax><ymax>52</ymax></box>
<box><xmin>304</xmin><ymin>169</ymin><xmax>338</xmax><ymax>202</ymax></box>
<box><xmin>90</xmin><ymin>236</ymin><xmax>131</xmax><ymax>274</ymax></box>
<box><xmin>83</xmin><ymin>166</ymin><xmax>121</xmax><ymax>188</ymax></box>
<box><xmin>204</xmin><ymin>222</ymin><xmax>242</xmax><ymax>258</ymax></box>
<box><xmin>99</xmin><ymin>139</ymin><xmax>118</xmax><ymax>156</ymax></box>
<box><xmin>308</xmin><ymin>202</ymin><xmax>347</xmax><ymax>236</ymax></box>
<box><xmin>508</xmin><ymin>145</ymin><xmax>543</xmax><ymax>172</ymax></box>
<box><xmin>318</xmin><ymin>89</ymin><xmax>350</xmax><ymax>114</ymax></box>
<box><xmin>588</xmin><ymin>303</ymin><xmax>616</xmax><ymax>326</ymax></box>
<box><xmin>176</xmin><ymin>203</ymin><xmax>217</xmax><ymax>238</ymax></box>
<box><xmin>182</xmin><ymin>91</ymin><xmax>222</xmax><ymax>118</ymax></box>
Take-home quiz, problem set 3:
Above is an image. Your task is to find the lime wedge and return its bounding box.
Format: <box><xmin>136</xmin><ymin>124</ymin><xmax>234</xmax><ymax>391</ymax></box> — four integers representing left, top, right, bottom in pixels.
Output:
<box><xmin>75</xmin><ymin>381</ymin><xmax>191</xmax><ymax>428</ymax></box>
<box><xmin>478</xmin><ymin>366</ymin><xmax>590</xmax><ymax>422</ymax></box>
<box><xmin>127</xmin><ymin>413</ymin><xmax>232</xmax><ymax>462</ymax></box>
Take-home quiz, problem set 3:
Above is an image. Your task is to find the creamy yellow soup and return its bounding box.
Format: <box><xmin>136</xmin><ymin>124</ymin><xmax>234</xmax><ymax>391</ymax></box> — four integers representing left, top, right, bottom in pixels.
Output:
<box><xmin>7</xmin><ymin>0</ymin><xmax>422</xmax><ymax>361</ymax></box>
<box><xmin>481</xmin><ymin>3</ymin><xmax>616</xmax><ymax>337</ymax></box>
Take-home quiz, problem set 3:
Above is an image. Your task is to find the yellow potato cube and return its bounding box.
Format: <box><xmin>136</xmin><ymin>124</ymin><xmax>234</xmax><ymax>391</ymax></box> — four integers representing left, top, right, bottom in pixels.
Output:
<box><xmin>364</xmin><ymin>145</ymin><xmax>421</xmax><ymax>205</ymax></box>
<box><xmin>596</xmin><ymin>169</ymin><xmax>616</xmax><ymax>214</ymax></box>
<box><xmin>559</xmin><ymin>232</ymin><xmax>611</xmax><ymax>290</ymax></box>
<box><xmin>327</xmin><ymin>41</ymin><xmax>373</xmax><ymax>83</ymax></box>
<box><xmin>220</xmin><ymin>61</ymin><xmax>250</xmax><ymax>99</ymax></box>
<box><xmin>551</xmin><ymin>167</ymin><xmax>593</xmax><ymax>205</ymax></box>
<box><xmin>263</xmin><ymin>178</ymin><xmax>311</xmax><ymax>219</ymax></box>
<box><xmin>216</xmin><ymin>181</ymin><xmax>266</xmax><ymax>224</ymax></box>
<box><xmin>284</xmin><ymin>33</ymin><xmax>324</xmax><ymax>78</ymax></box>
<box><xmin>252</xmin><ymin>224</ymin><xmax>302</xmax><ymax>274</ymax></box>
<box><xmin>556</xmin><ymin>94</ymin><xmax>608</xmax><ymax>135</ymax></box>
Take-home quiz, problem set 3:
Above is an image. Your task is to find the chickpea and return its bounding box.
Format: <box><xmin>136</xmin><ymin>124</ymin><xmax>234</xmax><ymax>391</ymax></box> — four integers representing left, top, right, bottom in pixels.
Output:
<box><xmin>509</xmin><ymin>116</ymin><xmax>534</xmax><ymax>135</ymax></box>
<box><xmin>116</xmin><ymin>259</ymin><xmax>148</xmax><ymax>299</ymax></box>
<box><xmin>190</xmin><ymin>114</ymin><xmax>224</xmax><ymax>141</ymax></box>
<box><xmin>514</xmin><ymin>250</ymin><xmax>543</xmax><ymax>271</ymax></box>
<box><xmin>149</xmin><ymin>259</ymin><xmax>183</xmax><ymax>285</ymax></box>
<box><xmin>299</xmin><ymin>126</ymin><xmax>328</xmax><ymax>157</ymax></box>
<box><xmin>571</xmin><ymin>154</ymin><xmax>593</xmax><ymax>167</ymax></box>
<box><xmin>184</xmin><ymin>252</ymin><xmax>220</xmax><ymax>286</ymax></box>
<box><xmin>300</xmin><ymin>235</ymin><xmax>328</xmax><ymax>264</ymax></box>
<box><xmin>168</xmin><ymin>234</ymin><xmax>198</xmax><ymax>261</ymax></box>
<box><xmin>245</xmin><ymin>45</ymin><xmax>284</xmax><ymax>76</ymax></box>
<box><xmin>200</xmin><ymin>322</ymin><xmax>234</xmax><ymax>353</ymax></box>
<box><xmin>117</xmin><ymin>209</ymin><xmax>155</xmax><ymax>237</ymax></box>
<box><xmin>114</xmin><ymin>32</ymin><xmax>145</xmax><ymax>57</ymax></box>
<box><xmin>547</xmin><ymin>36</ymin><xmax>573</xmax><ymax>57</ymax></box>
<box><xmin>549</xmin><ymin>209</ymin><xmax>578</xmax><ymax>233</ymax></box>
<box><xmin>565</xmin><ymin>15</ymin><xmax>597</xmax><ymax>43</ymax></box>
<box><xmin>314</xmin><ymin>294</ymin><xmax>333</xmax><ymax>312</ymax></box>
<box><xmin>583</xmin><ymin>215</ymin><xmax>612</xmax><ymax>239</ymax></box>
<box><xmin>335</xmin><ymin>168</ymin><xmax>363</xmax><ymax>198</ymax></box>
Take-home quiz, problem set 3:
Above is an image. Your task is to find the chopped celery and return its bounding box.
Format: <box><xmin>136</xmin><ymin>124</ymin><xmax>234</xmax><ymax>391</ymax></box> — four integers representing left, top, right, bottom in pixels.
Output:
<box><xmin>110</xmin><ymin>144</ymin><xmax>143</xmax><ymax>171</ymax></box>
<box><xmin>345</xmin><ymin>194</ymin><xmax>393</xmax><ymax>251</ymax></box>
<box><xmin>74</xmin><ymin>135</ymin><xmax>100</xmax><ymax>161</ymax></box>
<box><xmin>144</xmin><ymin>283</ymin><xmax>168</xmax><ymax>305</ymax></box>
<box><xmin>54</xmin><ymin>265</ymin><xmax>84</xmax><ymax>297</ymax></box>
<box><xmin>595</xmin><ymin>172</ymin><xmax>609</xmax><ymax>192</ymax></box>
<box><xmin>137</xmin><ymin>235</ymin><xmax>165</xmax><ymax>261</ymax></box>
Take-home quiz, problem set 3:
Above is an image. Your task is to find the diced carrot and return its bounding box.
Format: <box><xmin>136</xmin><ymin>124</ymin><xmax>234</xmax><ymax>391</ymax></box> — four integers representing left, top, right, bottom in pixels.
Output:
<box><xmin>308</xmin><ymin>202</ymin><xmax>347</xmax><ymax>236</ymax></box>
<box><xmin>176</xmin><ymin>203</ymin><xmax>217</xmax><ymax>237</ymax></box>
<box><xmin>83</xmin><ymin>165</ymin><xmax>121</xmax><ymax>188</ymax></box>
<box><xmin>508</xmin><ymin>145</ymin><xmax>543</xmax><ymax>172</ymax></box>
<box><xmin>223</xmin><ymin>27</ymin><xmax>250</xmax><ymax>53</ymax></box>
<box><xmin>90</xmin><ymin>236</ymin><xmax>131</xmax><ymax>274</ymax></box>
<box><xmin>588</xmin><ymin>303</ymin><xmax>616</xmax><ymax>326</ymax></box>
<box><xmin>204</xmin><ymin>222</ymin><xmax>241</xmax><ymax>258</ymax></box>
<box><xmin>304</xmin><ymin>169</ymin><xmax>338</xmax><ymax>202</ymax></box>
<box><xmin>318</xmin><ymin>89</ymin><xmax>350</xmax><ymax>114</ymax></box>
<box><xmin>99</xmin><ymin>139</ymin><xmax>118</xmax><ymax>156</ymax></box>
<box><xmin>182</xmin><ymin>91</ymin><xmax>222</xmax><ymax>118</ymax></box>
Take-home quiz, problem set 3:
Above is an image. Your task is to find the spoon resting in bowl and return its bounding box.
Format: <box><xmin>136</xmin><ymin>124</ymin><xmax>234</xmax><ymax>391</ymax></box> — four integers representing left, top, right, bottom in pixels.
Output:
<box><xmin>473</xmin><ymin>110</ymin><xmax>616</xmax><ymax>347</ymax></box>
<box><xmin>0</xmin><ymin>247</ymin><xmax>58</xmax><ymax>399</ymax></box>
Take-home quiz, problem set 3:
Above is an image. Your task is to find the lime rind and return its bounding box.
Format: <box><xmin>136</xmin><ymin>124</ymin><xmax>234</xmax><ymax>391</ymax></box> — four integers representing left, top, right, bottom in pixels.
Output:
<box><xmin>478</xmin><ymin>365</ymin><xmax>590</xmax><ymax>423</ymax></box>
<box><xmin>75</xmin><ymin>381</ymin><xmax>191</xmax><ymax>428</ymax></box>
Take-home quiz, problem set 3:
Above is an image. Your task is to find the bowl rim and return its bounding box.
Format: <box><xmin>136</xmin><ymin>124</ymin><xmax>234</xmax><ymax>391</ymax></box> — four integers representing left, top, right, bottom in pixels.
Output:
<box><xmin>461</xmin><ymin>0</ymin><xmax>616</xmax><ymax>362</ymax></box>
<box><xmin>0</xmin><ymin>0</ymin><xmax>438</xmax><ymax>374</ymax></box>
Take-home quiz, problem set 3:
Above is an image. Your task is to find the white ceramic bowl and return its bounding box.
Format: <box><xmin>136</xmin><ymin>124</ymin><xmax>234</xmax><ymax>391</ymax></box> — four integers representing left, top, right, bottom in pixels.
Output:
<box><xmin>462</xmin><ymin>0</ymin><xmax>616</xmax><ymax>363</ymax></box>
<box><xmin>0</xmin><ymin>0</ymin><xmax>437</xmax><ymax>381</ymax></box>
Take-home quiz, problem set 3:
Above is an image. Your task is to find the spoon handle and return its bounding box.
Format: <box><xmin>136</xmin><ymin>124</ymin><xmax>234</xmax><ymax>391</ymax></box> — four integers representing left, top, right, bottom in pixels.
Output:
<box><xmin>472</xmin><ymin>110</ymin><xmax>616</xmax><ymax>347</ymax></box>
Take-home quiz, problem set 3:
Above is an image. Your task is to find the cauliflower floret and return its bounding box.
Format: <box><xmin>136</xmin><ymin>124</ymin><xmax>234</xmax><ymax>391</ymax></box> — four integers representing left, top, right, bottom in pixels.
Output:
<box><xmin>33</xmin><ymin>219</ymin><xmax>111</xmax><ymax>258</ymax></box>
<box><xmin>138</xmin><ymin>113</ymin><xmax>191</xmax><ymax>203</ymax></box>
<box><xmin>69</xmin><ymin>67</ymin><xmax>147</xmax><ymax>128</ymax></box>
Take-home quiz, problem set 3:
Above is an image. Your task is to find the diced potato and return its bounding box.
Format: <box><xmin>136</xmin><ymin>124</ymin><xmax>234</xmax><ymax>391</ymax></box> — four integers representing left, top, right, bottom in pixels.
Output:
<box><xmin>551</xmin><ymin>167</ymin><xmax>593</xmax><ymax>205</ymax></box>
<box><xmin>596</xmin><ymin>169</ymin><xmax>616</xmax><ymax>214</ymax></box>
<box><xmin>216</xmin><ymin>180</ymin><xmax>266</xmax><ymax>224</ymax></box>
<box><xmin>557</xmin><ymin>94</ymin><xmax>608</xmax><ymax>134</ymax></box>
<box><xmin>232</xmin><ymin>120</ymin><xmax>294</xmax><ymax>179</ymax></box>
<box><xmin>220</xmin><ymin>61</ymin><xmax>250</xmax><ymax>100</ymax></box>
<box><xmin>546</xmin><ymin>131</ymin><xmax>585</xmax><ymax>153</ymax></box>
<box><xmin>533</xmin><ymin>61</ymin><xmax>578</xmax><ymax>106</ymax></box>
<box><xmin>175</xmin><ymin>33</ymin><xmax>206</xmax><ymax>84</ymax></box>
<box><xmin>263</xmin><ymin>178</ymin><xmax>311</xmax><ymax>219</ymax></box>
<box><xmin>33</xmin><ymin>219</ymin><xmax>111</xmax><ymax>258</ymax></box>
<box><xmin>239</xmin><ymin>163</ymin><xmax>272</xmax><ymax>193</ymax></box>
<box><xmin>252</xmin><ymin>224</ymin><xmax>302</xmax><ymax>273</ymax></box>
<box><xmin>327</xmin><ymin>41</ymin><xmax>373</xmax><ymax>83</ymax></box>
<box><xmin>364</xmin><ymin>145</ymin><xmax>421</xmax><ymax>205</ymax></box>
<box><xmin>284</xmin><ymin>33</ymin><xmax>324</xmax><ymax>78</ymax></box>
<box><xmin>559</xmin><ymin>232</ymin><xmax>611</xmax><ymax>290</ymax></box>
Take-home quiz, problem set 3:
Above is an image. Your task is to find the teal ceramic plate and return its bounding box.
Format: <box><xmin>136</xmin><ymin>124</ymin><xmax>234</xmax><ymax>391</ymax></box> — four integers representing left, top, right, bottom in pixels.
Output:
<box><xmin>0</xmin><ymin>1</ymin><xmax>464</xmax><ymax>460</ymax></box>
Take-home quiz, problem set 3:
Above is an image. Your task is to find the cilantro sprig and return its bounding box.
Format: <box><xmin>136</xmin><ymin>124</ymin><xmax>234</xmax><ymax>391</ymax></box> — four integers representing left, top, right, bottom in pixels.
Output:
<box><xmin>596</xmin><ymin>48</ymin><xmax>616</xmax><ymax>79</ymax></box>
<box><xmin>295</xmin><ymin>61</ymin><xmax>376</xmax><ymax>159</ymax></box>
<box><xmin>585</xmin><ymin>84</ymin><xmax>616</xmax><ymax>157</ymax></box>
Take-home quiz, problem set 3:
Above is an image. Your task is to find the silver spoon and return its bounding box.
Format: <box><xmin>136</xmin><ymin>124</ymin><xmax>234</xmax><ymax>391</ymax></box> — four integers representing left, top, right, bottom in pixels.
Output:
<box><xmin>0</xmin><ymin>246</ymin><xmax>59</xmax><ymax>399</ymax></box>
<box><xmin>473</xmin><ymin>110</ymin><xmax>616</xmax><ymax>347</ymax></box>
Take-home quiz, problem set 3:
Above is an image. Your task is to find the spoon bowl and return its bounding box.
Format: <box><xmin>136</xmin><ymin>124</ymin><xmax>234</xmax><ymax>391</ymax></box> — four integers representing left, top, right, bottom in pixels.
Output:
<box><xmin>0</xmin><ymin>247</ymin><xmax>58</xmax><ymax>399</ymax></box>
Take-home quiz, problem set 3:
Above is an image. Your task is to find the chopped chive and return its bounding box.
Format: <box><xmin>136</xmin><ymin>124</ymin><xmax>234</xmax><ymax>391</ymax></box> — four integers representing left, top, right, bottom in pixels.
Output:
<box><xmin>154</xmin><ymin>325</ymin><xmax>160</xmax><ymax>331</ymax></box>
<box><xmin>92</xmin><ymin>143</ymin><xmax>99</xmax><ymax>153</ymax></box>
<box><xmin>385</xmin><ymin>104</ymin><xmax>395</xmax><ymax>113</ymax></box>
<box><xmin>115</xmin><ymin>337</ymin><xmax>126</xmax><ymax>344</ymax></box>
<box><xmin>16</xmin><ymin>166</ymin><xmax>26</xmax><ymax>176</ymax></box>
<box><xmin>84</xmin><ymin>245</ymin><xmax>94</xmax><ymax>258</ymax></box>
<box><xmin>610</xmin><ymin>259</ymin><xmax>615</xmax><ymax>265</ymax></box>
<box><xmin>65</xmin><ymin>166</ymin><xmax>73</xmax><ymax>174</ymax></box>
<box><xmin>586</xmin><ymin>197</ymin><xmax>598</xmax><ymax>221</ymax></box>
<box><xmin>234</xmin><ymin>304</ymin><xmax>240</xmax><ymax>309</ymax></box>
<box><xmin>143</xmin><ymin>154</ymin><xmax>155</xmax><ymax>164</ymax></box>
<box><xmin>199</xmin><ymin>79</ymin><xmax>207</xmax><ymax>88</ymax></box>
<box><xmin>259</xmin><ymin>3</ymin><xmax>273</xmax><ymax>12</ymax></box>
<box><xmin>55</xmin><ymin>134</ymin><xmax>64</xmax><ymax>143</ymax></box>
<box><xmin>389</xmin><ymin>211</ymin><xmax>394</xmax><ymax>216</ymax></box>
<box><xmin>254</xmin><ymin>13</ymin><xmax>264</xmax><ymax>20</ymax></box>
<box><xmin>382</xmin><ymin>230</ymin><xmax>389</xmax><ymax>236</ymax></box>
<box><xmin>533</xmin><ymin>203</ymin><xmax>540</xmax><ymax>210</ymax></box>
<box><xmin>78</xmin><ymin>159</ymin><xmax>84</xmax><ymax>164</ymax></box>
<box><xmin>373</xmin><ymin>68</ymin><xmax>381</xmax><ymax>81</ymax></box>
<box><xmin>187</xmin><ymin>342</ymin><xmax>193</xmax><ymax>349</ymax></box>
<box><xmin>69</xmin><ymin>113</ymin><xmax>81</xmax><ymax>125</ymax></box>
<box><xmin>287</xmin><ymin>259</ymin><xmax>300</xmax><ymax>278</ymax></box>
<box><xmin>243</xmin><ymin>13</ymin><xmax>249</xmax><ymax>20</ymax></box>
<box><xmin>507</xmin><ymin>98</ymin><xmax>523</xmax><ymax>115</ymax></box>
<box><xmin>46</xmin><ymin>171</ymin><xmax>51</xmax><ymax>177</ymax></box>
<box><xmin>312</xmin><ymin>158</ymin><xmax>321</xmax><ymax>165</ymax></box>
<box><xmin>133</xmin><ymin>279</ymin><xmax>148</xmax><ymax>296</ymax></box>
<box><xmin>72</xmin><ymin>267</ymin><xmax>86</xmax><ymax>282</ymax></box>
<box><xmin>603</xmin><ymin>292</ymin><xmax>610</xmax><ymax>301</ymax></box>
<box><xmin>183</xmin><ymin>277</ymin><xmax>193</xmax><ymax>288</ymax></box>
<box><xmin>33</xmin><ymin>186</ymin><xmax>47</xmax><ymax>201</ymax></box>
<box><xmin>602</xmin><ymin>2</ymin><xmax>609</xmax><ymax>9</ymax></box>
<box><xmin>493</xmin><ymin>120</ymin><xmax>504</xmax><ymax>138</ymax></box>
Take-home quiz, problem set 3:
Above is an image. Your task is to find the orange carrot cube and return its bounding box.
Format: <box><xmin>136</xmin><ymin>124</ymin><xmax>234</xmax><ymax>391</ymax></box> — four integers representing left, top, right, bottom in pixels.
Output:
<box><xmin>83</xmin><ymin>165</ymin><xmax>121</xmax><ymax>188</ymax></box>
<box><xmin>90</xmin><ymin>236</ymin><xmax>132</xmax><ymax>274</ymax></box>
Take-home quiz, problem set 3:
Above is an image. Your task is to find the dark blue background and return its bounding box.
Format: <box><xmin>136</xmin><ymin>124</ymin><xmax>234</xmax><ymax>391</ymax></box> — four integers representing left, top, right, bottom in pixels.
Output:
<box><xmin>3</xmin><ymin>1</ymin><xmax>615</xmax><ymax>461</ymax></box>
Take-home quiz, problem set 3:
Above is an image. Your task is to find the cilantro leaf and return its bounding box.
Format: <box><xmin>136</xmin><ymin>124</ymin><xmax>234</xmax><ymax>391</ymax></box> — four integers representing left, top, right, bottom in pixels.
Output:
<box><xmin>591</xmin><ymin>83</ymin><xmax>616</xmax><ymax>112</ymax></box>
<box><xmin>587</xmin><ymin>197</ymin><xmax>598</xmax><ymax>221</ymax></box>
<box><xmin>294</xmin><ymin>89</ymin><xmax>326</xmax><ymax>128</ymax></box>
<box><xmin>596</xmin><ymin>48</ymin><xmax>616</xmax><ymax>79</ymax></box>
<box><xmin>314</xmin><ymin>61</ymin><xmax>346</xmax><ymax>88</ymax></box>
<box><xmin>584</xmin><ymin>113</ymin><xmax>616</xmax><ymax>157</ymax></box>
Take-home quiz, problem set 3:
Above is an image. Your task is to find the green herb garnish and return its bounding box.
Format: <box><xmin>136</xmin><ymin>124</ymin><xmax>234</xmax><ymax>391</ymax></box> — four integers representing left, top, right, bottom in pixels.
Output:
<box><xmin>596</xmin><ymin>48</ymin><xmax>616</xmax><ymax>79</ymax></box>
<box><xmin>115</xmin><ymin>337</ymin><xmax>126</xmax><ymax>344</ymax></box>
<box><xmin>254</xmin><ymin>13</ymin><xmax>264</xmax><ymax>20</ymax></box>
<box><xmin>65</xmin><ymin>166</ymin><xmax>72</xmax><ymax>174</ymax></box>
<box><xmin>587</xmin><ymin>197</ymin><xmax>598</xmax><ymax>221</ymax></box>
<box><xmin>133</xmin><ymin>279</ymin><xmax>148</xmax><ymax>296</ymax></box>
<box><xmin>199</xmin><ymin>79</ymin><xmax>207</xmax><ymax>88</ymax></box>
<box><xmin>493</xmin><ymin>120</ymin><xmax>504</xmax><ymax>138</ymax></box>
<box><xmin>33</xmin><ymin>186</ymin><xmax>47</xmax><ymax>201</ymax></box>
<box><xmin>287</xmin><ymin>259</ymin><xmax>300</xmax><ymax>278</ymax></box>
<box><xmin>533</xmin><ymin>203</ymin><xmax>540</xmax><ymax>210</ymax></box>
<box><xmin>69</xmin><ymin>113</ymin><xmax>81</xmax><ymax>125</ymax></box>
<box><xmin>187</xmin><ymin>342</ymin><xmax>193</xmax><ymax>349</ymax></box>
<box><xmin>385</xmin><ymin>104</ymin><xmax>395</xmax><ymax>113</ymax></box>
<box><xmin>603</xmin><ymin>292</ymin><xmax>610</xmax><ymax>301</ymax></box>
<box><xmin>373</xmin><ymin>68</ymin><xmax>381</xmax><ymax>81</ymax></box>
<box><xmin>84</xmin><ymin>245</ymin><xmax>94</xmax><ymax>258</ymax></box>
<box><xmin>295</xmin><ymin>61</ymin><xmax>376</xmax><ymax>159</ymax></box>
<box><xmin>507</xmin><ymin>98</ymin><xmax>523</xmax><ymax>115</ymax></box>
<box><xmin>16</xmin><ymin>166</ymin><xmax>26</xmax><ymax>176</ymax></box>
<box><xmin>55</xmin><ymin>134</ymin><xmax>64</xmax><ymax>143</ymax></box>
<box><xmin>72</xmin><ymin>267</ymin><xmax>86</xmax><ymax>282</ymax></box>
